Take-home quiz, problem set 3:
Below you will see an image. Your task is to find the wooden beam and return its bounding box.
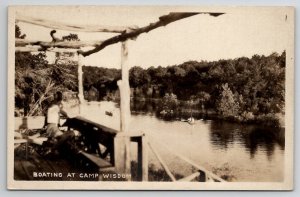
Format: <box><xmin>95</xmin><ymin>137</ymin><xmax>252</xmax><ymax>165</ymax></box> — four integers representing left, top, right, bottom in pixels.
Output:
<box><xmin>16</xmin><ymin>38</ymin><xmax>103</xmax><ymax>48</ymax></box>
<box><xmin>155</xmin><ymin>139</ymin><xmax>226</xmax><ymax>182</ymax></box>
<box><xmin>135</xmin><ymin>135</ymin><xmax>148</xmax><ymax>181</ymax></box>
<box><xmin>78</xmin><ymin>12</ymin><xmax>225</xmax><ymax>57</ymax></box>
<box><xmin>113</xmin><ymin>135</ymin><xmax>131</xmax><ymax>179</ymax></box>
<box><xmin>114</xmin><ymin>41</ymin><xmax>132</xmax><ymax>179</ymax></box>
<box><xmin>148</xmin><ymin>142</ymin><xmax>176</xmax><ymax>182</ymax></box>
<box><xmin>15</xmin><ymin>46</ymin><xmax>78</xmax><ymax>53</ymax></box>
<box><xmin>141</xmin><ymin>135</ymin><xmax>148</xmax><ymax>181</ymax></box>
<box><xmin>79</xmin><ymin>151</ymin><xmax>113</xmax><ymax>168</ymax></box>
<box><xmin>177</xmin><ymin>171</ymin><xmax>200</xmax><ymax>182</ymax></box>
<box><xmin>118</xmin><ymin>41</ymin><xmax>131</xmax><ymax>133</ymax></box>
<box><xmin>16</xmin><ymin>14</ymin><xmax>138</xmax><ymax>33</ymax></box>
<box><xmin>77</xmin><ymin>54</ymin><xmax>84</xmax><ymax>114</ymax></box>
<box><xmin>14</xmin><ymin>139</ymin><xmax>28</xmax><ymax>144</ymax></box>
<box><xmin>68</xmin><ymin>116</ymin><xmax>119</xmax><ymax>135</ymax></box>
<box><xmin>15</xmin><ymin>116</ymin><xmax>45</xmax><ymax>130</ymax></box>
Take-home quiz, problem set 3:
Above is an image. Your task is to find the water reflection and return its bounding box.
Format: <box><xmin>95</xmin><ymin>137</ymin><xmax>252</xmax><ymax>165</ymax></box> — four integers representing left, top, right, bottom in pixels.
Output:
<box><xmin>132</xmin><ymin>99</ymin><xmax>285</xmax><ymax>161</ymax></box>
<box><xmin>130</xmin><ymin>99</ymin><xmax>158</xmax><ymax>115</ymax></box>
<box><xmin>209</xmin><ymin>121</ymin><xmax>285</xmax><ymax>160</ymax></box>
<box><xmin>81</xmin><ymin>101</ymin><xmax>285</xmax><ymax>181</ymax></box>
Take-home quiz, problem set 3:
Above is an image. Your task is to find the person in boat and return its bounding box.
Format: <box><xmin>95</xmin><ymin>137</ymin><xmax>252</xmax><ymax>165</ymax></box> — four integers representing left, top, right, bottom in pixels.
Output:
<box><xmin>45</xmin><ymin>91</ymin><xmax>78</xmax><ymax>154</ymax></box>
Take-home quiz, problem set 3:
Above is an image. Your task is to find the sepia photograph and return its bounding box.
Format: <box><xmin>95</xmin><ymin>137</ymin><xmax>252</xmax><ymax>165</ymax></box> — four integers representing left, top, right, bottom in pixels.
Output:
<box><xmin>7</xmin><ymin>6</ymin><xmax>294</xmax><ymax>190</ymax></box>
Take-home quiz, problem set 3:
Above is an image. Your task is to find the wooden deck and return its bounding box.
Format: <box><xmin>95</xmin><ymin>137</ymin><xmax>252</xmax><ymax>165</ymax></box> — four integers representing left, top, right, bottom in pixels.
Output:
<box><xmin>14</xmin><ymin>116</ymin><xmax>224</xmax><ymax>182</ymax></box>
<box><xmin>14</xmin><ymin>145</ymin><xmax>100</xmax><ymax>181</ymax></box>
<box><xmin>14</xmin><ymin>116</ymin><xmax>122</xmax><ymax>181</ymax></box>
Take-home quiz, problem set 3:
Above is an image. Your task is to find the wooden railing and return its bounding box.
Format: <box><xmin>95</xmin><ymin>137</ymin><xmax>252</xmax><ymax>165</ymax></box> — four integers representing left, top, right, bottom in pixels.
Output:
<box><xmin>146</xmin><ymin>135</ymin><xmax>226</xmax><ymax>182</ymax></box>
<box><xmin>14</xmin><ymin>116</ymin><xmax>225</xmax><ymax>182</ymax></box>
<box><xmin>62</xmin><ymin>116</ymin><xmax>226</xmax><ymax>182</ymax></box>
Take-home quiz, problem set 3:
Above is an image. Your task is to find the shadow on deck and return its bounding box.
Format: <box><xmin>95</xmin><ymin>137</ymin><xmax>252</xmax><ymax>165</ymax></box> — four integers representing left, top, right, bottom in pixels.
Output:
<box><xmin>14</xmin><ymin>143</ymin><xmax>124</xmax><ymax>181</ymax></box>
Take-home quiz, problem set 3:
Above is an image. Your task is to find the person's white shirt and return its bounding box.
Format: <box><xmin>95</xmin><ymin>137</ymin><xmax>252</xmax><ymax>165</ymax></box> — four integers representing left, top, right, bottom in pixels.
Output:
<box><xmin>47</xmin><ymin>103</ymin><xmax>62</xmax><ymax>125</ymax></box>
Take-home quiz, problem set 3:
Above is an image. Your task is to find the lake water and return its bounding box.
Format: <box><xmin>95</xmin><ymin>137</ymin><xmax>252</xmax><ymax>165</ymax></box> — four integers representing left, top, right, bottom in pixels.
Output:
<box><xmin>67</xmin><ymin>101</ymin><xmax>285</xmax><ymax>182</ymax></box>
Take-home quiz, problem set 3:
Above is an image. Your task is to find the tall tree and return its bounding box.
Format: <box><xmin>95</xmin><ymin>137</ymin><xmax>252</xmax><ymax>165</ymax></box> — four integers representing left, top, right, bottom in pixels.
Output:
<box><xmin>217</xmin><ymin>83</ymin><xmax>240</xmax><ymax>118</ymax></box>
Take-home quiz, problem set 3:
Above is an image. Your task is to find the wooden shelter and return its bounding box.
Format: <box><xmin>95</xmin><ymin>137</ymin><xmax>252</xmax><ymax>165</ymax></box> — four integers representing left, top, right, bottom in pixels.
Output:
<box><xmin>14</xmin><ymin>11</ymin><xmax>226</xmax><ymax>182</ymax></box>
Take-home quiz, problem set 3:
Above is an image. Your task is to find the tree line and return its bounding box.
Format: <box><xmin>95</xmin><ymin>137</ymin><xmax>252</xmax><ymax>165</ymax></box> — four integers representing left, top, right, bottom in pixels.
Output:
<box><xmin>83</xmin><ymin>52</ymin><xmax>285</xmax><ymax>126</ymax></box>
<box><xmin>15</xmin><ymin>25</ymin><xmax>285</xmax><ymax>126</ymax></box>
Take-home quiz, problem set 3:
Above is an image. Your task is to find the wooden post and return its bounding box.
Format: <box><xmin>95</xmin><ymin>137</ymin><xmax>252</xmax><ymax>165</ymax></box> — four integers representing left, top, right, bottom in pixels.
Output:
<box><xmin>119</xmin><ymin>41</ymin><xmax>131</xmax><ymax>133</ymax></box>
<box><xmin>114</xmin><ymin>135</ymin><xmax>131</xmax><ymax>179</ymax></box>
<box><xmin>25</xmin><ymin>142</ymin><xmax>28</xmax><ymax>160</ymax></box>
<box><xmin>77</xmin><ymin>53</ymin><xmax>84</xmax><ymax>114</ymax></box>
<box><xmin>114</xmin><ymin>40</ymin><xmax>131</xmax><ymax>179</ymax></box>
<box><xmin>199</xmin><ymin>170</ymin><xmax>206</xmax><ymax>182</ymax></box>
<box><xmin>142</xmin><ymin>136</ymin><xmax>148</xmax><ymax>181</ymax></box>
<box><xmin>137</xmin><ymin>135</ymin><xmax>148</xmax><ymax>181</ymax></box>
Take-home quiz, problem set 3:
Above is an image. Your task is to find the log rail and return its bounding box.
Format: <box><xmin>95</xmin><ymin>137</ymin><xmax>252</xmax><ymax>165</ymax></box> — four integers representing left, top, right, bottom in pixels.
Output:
<box><xmin>16</xmin><ymin>14</ymin><xmax>138</xmax><ymax>33</ymax></box>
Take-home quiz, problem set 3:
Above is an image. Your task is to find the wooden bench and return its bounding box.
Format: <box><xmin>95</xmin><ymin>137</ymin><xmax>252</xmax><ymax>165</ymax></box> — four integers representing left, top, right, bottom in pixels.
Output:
<box><xmin>63</xmin><ymin>116</ymin><xmax>118</xmax><ymax>165</ymax></box>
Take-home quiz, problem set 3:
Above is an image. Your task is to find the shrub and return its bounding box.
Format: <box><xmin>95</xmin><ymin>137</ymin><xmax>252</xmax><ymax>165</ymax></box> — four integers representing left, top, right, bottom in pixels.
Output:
<box><xmin>217</xmin><ymin>83</ymin><xmax>239</xmax><ymax>118</ymax></box>
<box><xmin>241</xmin><ymin>111</ymin><xmax>255</xmax><ymax>121</ymax></box>
<box><xmin>256</xmin><ymin>113</ymin><xmax>280</xmax><ymax>127</ymax></box>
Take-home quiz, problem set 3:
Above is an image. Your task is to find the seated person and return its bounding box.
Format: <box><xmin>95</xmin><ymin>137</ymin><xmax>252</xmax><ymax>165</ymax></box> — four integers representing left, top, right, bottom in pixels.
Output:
<box><xmin>45</xmin><ymin>91</ymin><xmax>78</xmax><ymax>155</ymax></box>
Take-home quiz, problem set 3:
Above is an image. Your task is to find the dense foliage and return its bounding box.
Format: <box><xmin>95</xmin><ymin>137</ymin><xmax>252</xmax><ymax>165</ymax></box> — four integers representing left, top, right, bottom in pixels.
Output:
<box><xmin>15</xmin><ymin>25</ymin><xmax>78</xmax><ymax>116</ymax></box>
<box><xmin>84</xmin><ymin>52</ymin><xmax>285</xmax><ymax>125</ymax></box>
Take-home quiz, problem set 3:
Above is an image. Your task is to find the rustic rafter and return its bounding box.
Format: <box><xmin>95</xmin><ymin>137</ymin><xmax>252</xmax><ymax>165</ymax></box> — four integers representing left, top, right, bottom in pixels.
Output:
<box><xmin>16</xmin><ymin>14</ymin><xmax>138</xmax><ymax>33</ymax></box>
<box><xmin>15</xmin><ymin>46</ymin><xmax>79</xmax><ymax>53</ymax></box>
<box><xmin>15</xmin><ymin>38</ymin><xmax>103</xmax><ymax>48</ymax></box>
<box><xmin>78</xmin><ymin>12</ymin><xmax>224</xmax><ymax>57</ymax></box>
<box><xmin>15</xmin><ymin>12</ymin><xmax>224</xmax><ymax>54</ymax></box>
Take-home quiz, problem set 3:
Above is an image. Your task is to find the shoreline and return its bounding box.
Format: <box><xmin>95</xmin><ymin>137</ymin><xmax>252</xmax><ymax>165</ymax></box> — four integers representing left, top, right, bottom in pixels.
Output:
<box><xmin>130</xmin><ymin>97</ymin><xmax>285</xmax><ymax>129</ymax></box>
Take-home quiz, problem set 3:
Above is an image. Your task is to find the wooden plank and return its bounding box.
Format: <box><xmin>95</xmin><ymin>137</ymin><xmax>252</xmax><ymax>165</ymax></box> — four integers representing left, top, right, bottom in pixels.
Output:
<box><xmin>148</xmin><ymin>142</ymin><xmax>176</xmax><ymax>182</ymax></box>
<box><xmin>137</xmin><ymin>137</ymin><xmax>143</xmax><ymax>181</ymax></box>
<box><xmin>79</xmin><ymin>151</ymin><xmax>112</xmax><ymax>168</ymax></box>
<box><xmin>16</xmin><ymin>38</ymin><xmax>103</xmax><ymax>48</ymax></box>
<box><xmin>43</xmin><ymin>159</ymin><xmax>79</xmax><ymax>181</ymax></box>
<box><xmin>14</xmin><ymin>139</ymin><xmax>28</xmax><ymax>144</ymax></box>
<box><xmin>29</xmin><ymin>137</ymin><xmax>48</xmax><ymax>145</ymax></box>
<box><xmin>28</xmin><ymin>133</ymin><xmax>40</xmax><ymax>139</ymax></box>
<box><xmin>134</xmin><ymin>135</ymin><xmax>148</xmax><ymax>181</ymax></box>
<box><xmin>25</xmin><ymin>142</ymin><xmax>28</xmax><ymax>159</ymax></box>
<box><xmin>141</xmin><ymin>135</ymin><xmax>148</xmax><ymax>181</ymax></box>
<box><xmin>151</xmin><ymin>138</ymin><xmax>225</xmax><ymax>182</ymax></box>
<box><xmin>68</xmin><ymin>116</ymin><xmax>118</xmax><ymax>135</ymax></box>
<box><xmin>98</xmin><ymin>166</ymin><xmax>116</xmax><ymax>173</ymax></box>
<box><xmin>14</xmin><ymin>138</ymin><xmax>48</xmax><ymax>145</ymax></box>
<box><xmin>78</xmin><ymin>12</ymin><xmax>224</xmax><ymax>57</ymax></box>
<box><xmin>14</xmin><ymin>144</ymin><xmax>21</xmax><ymax>149</ymax></box>
<box><xmin>30</xmin><ymin>152</ymin><xmax>55</xmax><ymax>172</ymax></box>
<box><xmin>15</xmin><ymin>46</ymin><xmax>79</xmax><ymax>53</ymax></box>
<box><xmin>15</xmin><ymin>116</ymin><xmax>45</xmax><ymax>130</ymax></box>
<box><xmin>113</xmin><ymin>135</ymin><xmax>131</xmax><ymax>177</ymax></box>
<box><xmin>177</xmin><ymin>171</ymin><xmax>200</xmax><ymax>182</ymax></box>
<box><xmin>15</xmin><ymin>150</ymin><xmax>100</xmax><ymax>181</ymax></box>
<box><xmin>14</xmin><ymin>160</ymin><xmax>29</xmax><ymax>180</ymax></box>
<box><xmin>77</xmin><ymin>54</ymin><xmax>84</xmax><ymax>114</ymax></box>
<box><xmin>19</xmin><ymin>160</ymin><xmax>36</xmax><ymax>180</ymax></box>
<box><xmin>16</xmin><ymin>14</ymin><xmax>138</xmax><ymax>33</ymax></box>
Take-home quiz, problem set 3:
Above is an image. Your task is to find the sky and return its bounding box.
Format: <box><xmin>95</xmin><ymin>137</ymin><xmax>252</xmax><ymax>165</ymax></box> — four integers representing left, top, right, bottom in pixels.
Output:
<box><xmin>15</xmin><ymin>6</ymin><xmax>292</xmax><ymax>69</ymax></box>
